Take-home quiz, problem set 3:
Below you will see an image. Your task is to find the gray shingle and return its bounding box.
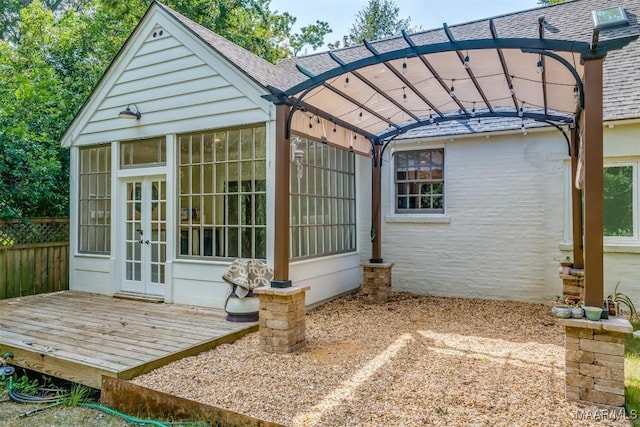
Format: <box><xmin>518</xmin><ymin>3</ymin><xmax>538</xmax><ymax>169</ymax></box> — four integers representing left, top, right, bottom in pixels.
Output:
<box><xmin>160</xmin><ymin>0</ymin><xmax>640</xmax><ymax>131</ymax></box>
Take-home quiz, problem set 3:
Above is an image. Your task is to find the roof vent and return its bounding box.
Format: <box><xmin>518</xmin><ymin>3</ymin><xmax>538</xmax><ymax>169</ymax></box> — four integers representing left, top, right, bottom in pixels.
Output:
<box><xmin>592</xmin><ymin>6</ymin><xmax>629</xmax><ymax>29</ymax></box>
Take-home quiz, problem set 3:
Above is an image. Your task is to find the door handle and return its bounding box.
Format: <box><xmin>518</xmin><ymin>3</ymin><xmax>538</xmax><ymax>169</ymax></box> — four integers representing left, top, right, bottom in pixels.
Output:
<box><xmin>144</xmin><ymin>240</ymin><xmax>150</xmax><ymax>245</ymax></box>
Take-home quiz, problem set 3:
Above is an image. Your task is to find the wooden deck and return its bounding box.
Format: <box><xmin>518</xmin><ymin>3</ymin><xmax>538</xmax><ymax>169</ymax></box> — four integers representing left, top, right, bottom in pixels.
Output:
<box><xmin>0</xmin><ymin>291</ymin><xmax>256</xmax><ymax>389</ymax></box>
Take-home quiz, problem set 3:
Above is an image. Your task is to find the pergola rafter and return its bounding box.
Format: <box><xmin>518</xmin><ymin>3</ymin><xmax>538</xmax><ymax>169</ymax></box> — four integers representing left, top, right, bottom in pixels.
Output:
<box><xmin>443</xmin><ymin>23</ymin><xmax>494</xmax><ymax>114</ymax></box>
<box><xmin>266</xmin><ymin>19</ymin><xmax>638</xmax><ymax>312</ymax></box>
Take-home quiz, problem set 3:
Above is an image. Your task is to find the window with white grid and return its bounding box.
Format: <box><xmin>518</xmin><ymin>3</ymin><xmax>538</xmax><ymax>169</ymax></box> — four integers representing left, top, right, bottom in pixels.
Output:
<box><xmin>78</xmin><ymin>145</ymin><xmax>111</xmax><ymax>253</ymax></box>
<box><xmin>290</xmin><ymin>136</ymin><xmax>356</xmax><ymax>260</ymax></box>
<box><xmin>178</xmin><ymin>125</ymin><xmax>266</xmax><ymax>259</ymax></box>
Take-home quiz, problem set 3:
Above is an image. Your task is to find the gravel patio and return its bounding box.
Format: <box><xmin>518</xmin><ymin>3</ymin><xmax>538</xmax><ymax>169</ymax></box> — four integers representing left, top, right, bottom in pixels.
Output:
<box><xmin>132</xmin><ymin>293</ymin><xmax>630</xmax><ymax>426</ymax></box>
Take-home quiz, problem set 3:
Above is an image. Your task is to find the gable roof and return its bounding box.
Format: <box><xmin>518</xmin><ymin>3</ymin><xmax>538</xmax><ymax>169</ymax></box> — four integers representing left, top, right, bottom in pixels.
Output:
<box><xmin>156</xmin><ymin>2</ymin><xmax>300</xmax><ymax>91</ymax></box>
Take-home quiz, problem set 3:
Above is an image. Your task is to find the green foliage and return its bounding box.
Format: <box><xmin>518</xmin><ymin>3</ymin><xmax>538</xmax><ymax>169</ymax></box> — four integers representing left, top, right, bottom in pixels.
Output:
<box><xmin>604</xmin><ymin>166</ymin><xmax>633</xmax><ymax>237</ymax></box>
<box><xmin>538</xmin><ymin>0</ymin><xmax>566</xmax><ymax>5</ymax></box>
<box><xmin>626</xmin><ymin>323</ymin><xmax>640</xmax><ymax>424</ymax></box>
<box><xmin>63</xmin><ymin>383</ymin><xmax>92</xmax><ymax>406</ymax></box>
<box><xmin>0</xmin><ymin>371</ymin><xmax>40</xmax><ymax>396</ymax></box>
<box><xmin>608</xmin><ymin>281</ymin><xmax>637</xmax><ymax>319</ymax></box>
<box><xmin>329</xmin><ymin>0</ymin><xmax>419</xmax><ymax>49</ymax></box>
<box><xmin>0</xmin><ymin>0</ymin><xmax>330</xmax><ymax>220</ymax></box>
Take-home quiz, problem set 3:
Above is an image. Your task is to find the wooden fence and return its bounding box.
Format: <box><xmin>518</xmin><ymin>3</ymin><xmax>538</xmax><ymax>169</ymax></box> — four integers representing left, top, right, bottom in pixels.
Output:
<box><xmin>0</xmin><ymin>218</ymin><xmax>69</xmax><ymax>299</ymax></box>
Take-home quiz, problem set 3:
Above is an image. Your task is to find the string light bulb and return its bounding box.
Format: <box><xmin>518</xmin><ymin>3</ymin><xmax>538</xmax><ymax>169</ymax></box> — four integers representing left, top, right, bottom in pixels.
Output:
<box><xmin>402</xmin><ymin>87</ymin><xmax>408</xmax><ymax>103</ymax></box>
<box><xmin>309</xmin><ymin>116</ymin><xmax>313</xmax><ymax>129</ymax></box>
<box><xmin>358</xmin><ymin>110</ymin><xmax>363</xmax><ymax>121</ymax></box>
<box><xmin>518</xmin><ymin>102</ymin><xmax>524</xmax><ymax>118</ymax></box>
<box><xmin>509</xmin><ymin>83</ymin><xmax>515</xmax><ymax>95</ymax></box>
<box><xmin>449</xmin><ymin>79</ymin><xmax>456</xmax><ymax>97</ymax></box>
<box><xmin>536</xmin><ymin>59</ymin><xmax>544</xmax><ymax>75</ymax></box>
<box><xmin>471</xmin><ymin>102</ymin><xmax>476</xmax><ymax>118</ymax></box>
<box><xmin>573</xmin><ymin>85</ymin><xmax>579</xmax><ymax>99</ymax></box>
<box><xmin>429</xmin><ymin>110</ymin><xmax>435</xmax><ymax>124</ymax></box>
<box><xmin>463</xmin><ymin>54</ymin><xmax>470</xmax><ymax>69</ymax></box>
<box><xmin>344</xmin><ymin>75</ymin><xmax>350</xmax><ymax>89</ymax></box>
<box><xmin>402</xmin><ymin>59</ymin><xmax>407</xmax><ymax>74</ymax></box>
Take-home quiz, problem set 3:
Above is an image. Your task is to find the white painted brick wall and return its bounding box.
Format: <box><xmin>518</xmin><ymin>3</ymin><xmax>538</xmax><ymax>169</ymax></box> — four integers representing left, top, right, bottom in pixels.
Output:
<box><xmin>381</xmin><ymin>130</ymin><xmax>569</xmax><ymax>303</ymax></box>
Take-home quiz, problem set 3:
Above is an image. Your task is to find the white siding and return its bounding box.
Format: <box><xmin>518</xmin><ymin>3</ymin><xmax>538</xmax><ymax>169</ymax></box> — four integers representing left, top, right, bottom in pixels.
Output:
<box><xmin>71</xmin><ymin>256</ymin><xmax>115</xmax><ymax>295</ymax></box>
<box><xmin>67</xmin><ymin>14</ymin><xmax>270</xmax><ymax>147</ymax></box>
<box><xmin>289</xmin><ymin>154</ymin><xmax>373</xmax><ymax>305</ymax></box>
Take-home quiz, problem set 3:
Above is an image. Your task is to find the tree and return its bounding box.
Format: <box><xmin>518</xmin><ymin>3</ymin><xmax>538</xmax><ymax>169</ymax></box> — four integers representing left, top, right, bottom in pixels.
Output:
<box><xmin>0</xmin><ymin>0</ymin><xmax>331</xmax><ymax>219</ymax></box>
<box><xmin>537</xmin><ymin>0</ymin><xmax>565</xmax><ymax>5</ymax></box>
<box><xmin>329</xmin><ymin>0</ymin><xmax>418</xmax><ymax>49</ymax></box>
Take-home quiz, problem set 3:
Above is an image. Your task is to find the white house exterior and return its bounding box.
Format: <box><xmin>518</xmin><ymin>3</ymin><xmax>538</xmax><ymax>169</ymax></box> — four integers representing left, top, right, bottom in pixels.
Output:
<box><xmin>61</xmin><ymin>3</ymin><xmax>369</xmax><ymax>308</ymax></box>
<box><xmin>62</xmin><ymin>0</ymin><xmax>640</xmax><ymax>309</ymax></box>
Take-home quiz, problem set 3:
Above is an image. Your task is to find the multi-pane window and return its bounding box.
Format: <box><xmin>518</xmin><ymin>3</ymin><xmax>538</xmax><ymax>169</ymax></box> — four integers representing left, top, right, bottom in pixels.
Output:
<box><xmin>78</xmin><ymin>145</ymin><xmax>111</xmax><ymax>253</ymax></box>
<box><xmin>178</xmin><ymin>126</ymin><xmax>266</xmax><ymax>259</ymax></box>
<box><xmin>604</xmin><ymin>163</ymin><xmax>636</xmax><ymax>239</ymax></box>
<box><xmin>395</xmin><ymin>149</ymin><xmax>444</xmax><ymax>213</ymax></box>
<box><xmin>290</xmin><ymin>136</ymin><xmax>356</xmax><ymax>259</ymax></box>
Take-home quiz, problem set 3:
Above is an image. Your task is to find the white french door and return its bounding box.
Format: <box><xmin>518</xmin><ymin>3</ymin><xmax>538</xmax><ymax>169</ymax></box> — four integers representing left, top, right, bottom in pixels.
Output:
<box><xmin>121</xmin><ymin>177</ymin><xmax>166</xmax><ymax>296</ymax></box>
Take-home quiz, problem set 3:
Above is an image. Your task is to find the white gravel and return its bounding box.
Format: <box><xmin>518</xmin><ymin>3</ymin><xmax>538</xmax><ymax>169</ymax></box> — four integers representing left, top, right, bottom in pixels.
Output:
<box><xmin>132</xmin><ymin>293</ymin><xmax>631</xmax><ymax>426</ymax></box>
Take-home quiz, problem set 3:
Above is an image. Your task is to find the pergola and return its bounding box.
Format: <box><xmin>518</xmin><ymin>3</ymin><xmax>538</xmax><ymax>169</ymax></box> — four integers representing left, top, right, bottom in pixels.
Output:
<box><xmin>263</xmin><ymin>16</ymin><xmax>637</xmax><ymax>308</ymax></box>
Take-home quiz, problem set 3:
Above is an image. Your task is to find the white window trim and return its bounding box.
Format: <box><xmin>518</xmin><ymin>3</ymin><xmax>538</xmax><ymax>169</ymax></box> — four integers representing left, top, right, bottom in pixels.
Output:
<box><xmin>387</xmin><ymin>144</ymin><xmax>448</xmax><ymax>222</ymax></box>
<box><xmin>563</xmin><ymin>158</ymin><xmax>639</xmax><ymax>247</ymax></box>
<box><xmin>603</xmin><ymin>160</ymin><xmax>638</xmax><ymax>245</ymax></box>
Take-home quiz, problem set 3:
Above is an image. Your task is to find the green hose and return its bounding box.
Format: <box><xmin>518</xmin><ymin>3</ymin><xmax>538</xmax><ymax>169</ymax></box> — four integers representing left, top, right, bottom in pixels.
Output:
<box><xmin>77</xmin><ymin>402</ymin><xmax>169</xmax><ymax>427</ymax></box>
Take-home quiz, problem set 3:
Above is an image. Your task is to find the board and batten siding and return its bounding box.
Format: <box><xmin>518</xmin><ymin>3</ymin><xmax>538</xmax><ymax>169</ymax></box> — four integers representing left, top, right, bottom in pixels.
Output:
<box><xmin>383</xmin><ymin>130</ymin><xmax>567</xmax><ymax>303</ymax></box>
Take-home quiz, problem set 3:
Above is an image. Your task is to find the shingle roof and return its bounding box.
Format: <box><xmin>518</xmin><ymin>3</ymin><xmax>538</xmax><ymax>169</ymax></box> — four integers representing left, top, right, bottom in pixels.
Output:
<box><xmin>157</xmin><ymin>2</ymin><xmax>301</xmax><ymax>90</ymax></box>
<box><xmin>284</xmin><ymin>0</ymin><xmax>640</xmax><ymax>123</ymax></box>
<box><xmin>160</xmin><ymin>0</ymin><xmax>640</xmax><ymax>138</ymax></box>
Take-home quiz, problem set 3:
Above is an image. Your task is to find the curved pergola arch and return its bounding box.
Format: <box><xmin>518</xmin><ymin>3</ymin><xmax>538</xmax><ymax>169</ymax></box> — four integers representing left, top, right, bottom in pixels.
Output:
<box><xmin>267</xmin><ymin>17</ymin><xmax>638</xmax><ymax>313</ymax></box>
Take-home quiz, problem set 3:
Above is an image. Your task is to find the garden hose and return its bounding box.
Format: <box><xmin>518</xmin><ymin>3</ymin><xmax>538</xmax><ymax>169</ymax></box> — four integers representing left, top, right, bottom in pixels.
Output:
<box><xmin>5</xmin><ymin>374</ymin><xmax>201</xmax><ymax>426</ymax></box>
<box><xmin>78</xmin><ymin>402</ymin><xmax>169</xmax><ymax>427</ymax></box>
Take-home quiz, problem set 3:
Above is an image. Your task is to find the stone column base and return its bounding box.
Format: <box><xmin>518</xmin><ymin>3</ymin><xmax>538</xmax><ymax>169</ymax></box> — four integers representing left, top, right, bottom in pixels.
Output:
<box><xmin>560</xmin><ymin>270</ymin><xmax>584</xmax><ymax>301</ymax></box>
<box><xmin>558</xmin><ymin>317</ymin><xmax>632</xmax><ymax>407</ymax></box>
<box><xmin>361</xmin><ymin>262</ymin><xmax>394</xmax><ymax>304</ymax></box>
<box><xmin>254</xmin><ymin>286</ymin><xmax>309</xmax><ymax>353</ymax></box>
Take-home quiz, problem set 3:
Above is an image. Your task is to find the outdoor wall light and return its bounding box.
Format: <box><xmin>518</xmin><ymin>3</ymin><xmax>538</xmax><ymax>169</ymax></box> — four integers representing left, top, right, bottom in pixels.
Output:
<box><xmin>119</xmin><ymin>104</ymin><xmax>141</xmax><ymax>120</ymax></box>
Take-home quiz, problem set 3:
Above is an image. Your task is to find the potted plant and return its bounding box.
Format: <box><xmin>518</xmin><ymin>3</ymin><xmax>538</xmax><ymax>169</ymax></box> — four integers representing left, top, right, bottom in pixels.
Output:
<box><xmin>551</xmin><ymin>296</ymin><xmax>572</xmax><ymax>318</ymax></box>
<box><xmin>557</xmin><ymin>256</ymin><xmax>573</xmax><ymax>275</ymax></box>
<box><xmin>607</xmin><ymin>281</ymin><xmax>637</xmax><ymax>319</ymax></box>
<box><xmin>570</xmin><ymin>300</ymin><xmax>584</xmax><ymax>318</ymax></box>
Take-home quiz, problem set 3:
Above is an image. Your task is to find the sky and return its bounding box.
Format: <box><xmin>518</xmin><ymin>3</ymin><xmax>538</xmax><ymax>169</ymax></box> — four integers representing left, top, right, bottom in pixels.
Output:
<box><xmin>269</xmin><ymin>0</ymin><xmax>542</xmax><ymax>50</ymax></box>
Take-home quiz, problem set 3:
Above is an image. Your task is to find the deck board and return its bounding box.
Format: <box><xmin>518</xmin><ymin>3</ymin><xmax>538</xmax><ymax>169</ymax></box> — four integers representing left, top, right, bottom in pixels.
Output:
<box><xmin>0</xmin><ymin>291</ymin><xmax>256</xmax><ymax>389</ymax></box>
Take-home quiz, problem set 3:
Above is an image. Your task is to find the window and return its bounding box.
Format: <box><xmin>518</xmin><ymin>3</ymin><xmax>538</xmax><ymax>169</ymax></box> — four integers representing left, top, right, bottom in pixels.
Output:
<box><xmin>290</xmin><ymin>136</ymin><xmax>356</xmax><ymax>260</ymax></box>
<box><xmin>120</xmin><ymin>137</ymin><xmax>166</xmax><ymax>167</ymax></box>
<box><xmin>394</xmin><ymin>149</ymin><xmax>444</xmax><ymax>214</ymax></box>
<box><xmin>604</xmin><ymin>163</ymin><xmax>637</xmax><ymax>240</ymax></box>
<box><xmin>78</xmin><ymin>145</ymin><xmax>111</xmax><ymax>253</ymax></box>
<box><xmin>178</xmin><ymin>126</ymin><xmax>266</xmax><ymax>259</ymax></box>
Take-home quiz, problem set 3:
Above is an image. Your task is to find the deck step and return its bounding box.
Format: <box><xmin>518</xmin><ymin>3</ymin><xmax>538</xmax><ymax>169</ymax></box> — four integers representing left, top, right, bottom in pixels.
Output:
<box><xmin>113</xmin><ymin>293</ymin><xmax>164</xmax><ymax>304</ymax></box>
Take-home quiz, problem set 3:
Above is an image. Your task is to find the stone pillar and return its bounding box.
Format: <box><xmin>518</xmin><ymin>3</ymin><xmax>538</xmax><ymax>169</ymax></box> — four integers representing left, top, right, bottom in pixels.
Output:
<box><xmin>561</xmin><ymin>270</ymin><xmax>584</xmax><ymax>301</ymax></box>
<box><xmin>253</xmin><ymin>286</ymin><xmax>309</xmax><ymax>353</ymax></box>
<box><xmin>558</xmin><ymin>317</ymin><xmax>632</xmax><ymax>407</ymax></box>
<box><xmin>361</xmin><ymin>262</ymin><xmax>394</xmax><ymax>304</ymax></box>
